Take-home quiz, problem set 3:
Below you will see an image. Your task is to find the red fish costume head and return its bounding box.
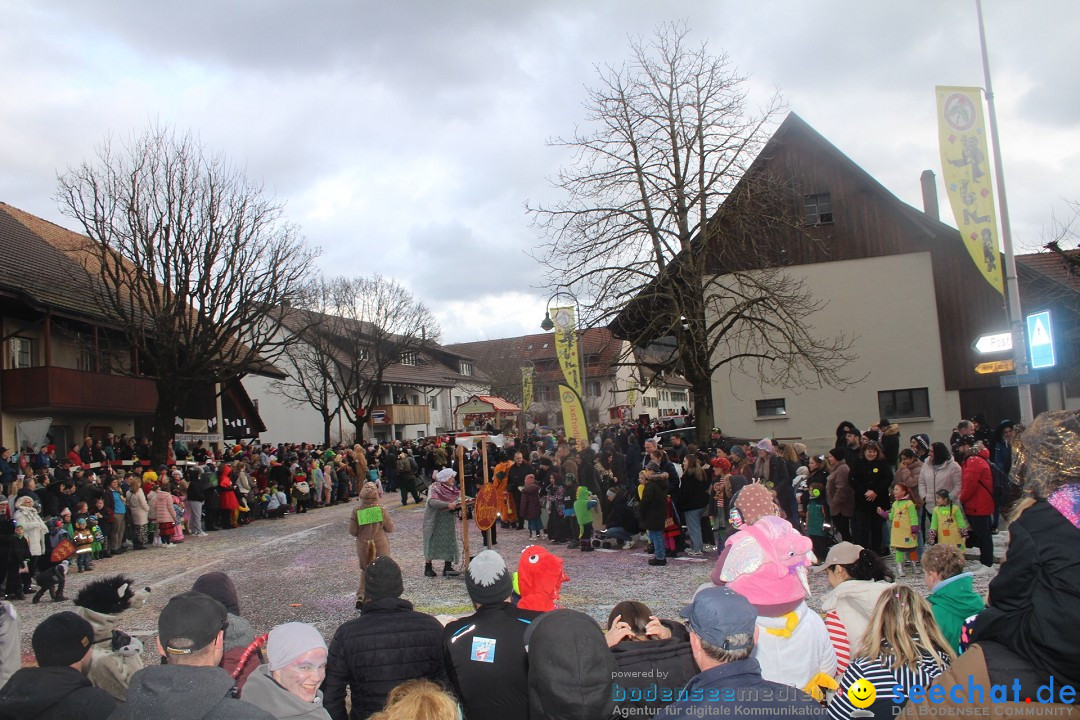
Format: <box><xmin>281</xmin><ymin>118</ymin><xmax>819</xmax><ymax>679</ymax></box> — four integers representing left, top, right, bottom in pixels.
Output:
<box><xmin>517</xmin><ymin>544</ymin><xmax>569</xmax><ymax>612</ymax></box>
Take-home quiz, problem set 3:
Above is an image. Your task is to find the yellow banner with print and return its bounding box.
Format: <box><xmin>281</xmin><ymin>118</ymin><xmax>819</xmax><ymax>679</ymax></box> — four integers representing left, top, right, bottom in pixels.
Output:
<box><xmin>551</xmin><ymin>306</ymin><xmax>582</xmax><ymax>396</ymax></box>
<box><xmin>936</xmin><ymin>86</ymin><xmax>1004</xmax><ymax>295</ymax></box>
<box><xmin>559</xmin><ymin>384</ymin><xmax>588</xmax><ymax>444</ymax></box>
<box><xmin>627</xmin><ymin>377</ymin><xmax>637</xmax><ymax>407</ymax></box>
<box><xmin>521</xmin><ymin>366</ymin><xmax>534</xmax><ymax>411</ymax></box>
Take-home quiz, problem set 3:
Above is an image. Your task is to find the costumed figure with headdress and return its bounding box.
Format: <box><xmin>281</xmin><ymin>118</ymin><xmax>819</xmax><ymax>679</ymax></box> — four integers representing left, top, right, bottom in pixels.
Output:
<box><xmin>516</xmin><ymin>544</ymin><xmax>569</xmax><ymax>612</ymax></box>
<box><xmin>423</xmin><ymin>468</ymin><xmax>463</xmax><ymax>577</ymax></box>
<box><xmin>712</xmin><ymin>483</ymin><xmax>837</xmax><ymax>701</ymax></box>
<box><xmin>72</xmin><ymin>574</ymin><xmax>151</xmax><ymax>701</ymax></box>
<box><xmin>348</xmin><ymin>482</ymin><xmax>395</xmax><ymax>607</ymax></box>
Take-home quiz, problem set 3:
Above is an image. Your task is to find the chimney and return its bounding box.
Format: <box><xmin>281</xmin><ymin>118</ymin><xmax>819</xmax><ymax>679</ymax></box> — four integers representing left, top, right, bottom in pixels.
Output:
<box><xmin>920</xmin><ymin>170</ymin><xmax>939</xmax><ymax>221</ymax></box>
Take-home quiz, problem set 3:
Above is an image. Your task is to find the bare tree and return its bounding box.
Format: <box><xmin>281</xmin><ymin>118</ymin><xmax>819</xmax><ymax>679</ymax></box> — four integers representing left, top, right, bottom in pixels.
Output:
<box><xmin>57</xmin><ymin>125</ymin><xmax>318</xmax><ymax>461</ymax></box>
<box><xmin>271</xmin><ymin>275</ymin><xmax>441</xmax><ymax>442</ymax></box>
<box><xmin>530</xmin><ymin>22</ymin><xmax>854</xmax><ymax>442</ymax></box>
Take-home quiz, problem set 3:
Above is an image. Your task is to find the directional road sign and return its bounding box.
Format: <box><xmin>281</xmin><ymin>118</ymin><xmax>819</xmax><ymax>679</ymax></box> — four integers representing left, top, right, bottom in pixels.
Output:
<box><xmin>972</xmin><ymin>332</ymin><xmax>1012</xmax><ymax>354</ymax></box>
<box><xmin>1000</xmin><ymin>373</ymin><xmax>1040</xmax><ymax>388</ymax></box>
<box><xmin>1026</xmin><ymin>311</ymin><xmax>1056</xmax><ymax>369</ymax></box>
<box><xmin>975</xmin><ymin>359</ymin><xmax>1014</xmax><ymax>374</ymax></box>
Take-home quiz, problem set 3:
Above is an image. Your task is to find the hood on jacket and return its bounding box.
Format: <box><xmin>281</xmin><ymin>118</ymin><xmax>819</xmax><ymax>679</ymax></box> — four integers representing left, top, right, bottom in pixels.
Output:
<box><xmin>820</xmin><ymin>579</ymin><xmax>895</xmax><ymax>651</ymax></box>
<box><xmin>929</xmin><ymin>573</ymin><xmax>985</xmax><ymax>617</ymax></box>
<box><xmin>241</xmin><ymin>664</ymin><xmax>325</xmax><ymax>720</ymax></box>
<box><xmin>525</xmin><ymin>609</ymin><xmax>616</xmax><ymax>720</ymax></box>
<box><xmin>118</xmin><ymin>664</ymin><xmax>240</xmax><ymax>720</ymax></box>
<box><xmin>192</xmin><ymin>572</ymin><xmax>241</xmax><ymax>615</ymax></box>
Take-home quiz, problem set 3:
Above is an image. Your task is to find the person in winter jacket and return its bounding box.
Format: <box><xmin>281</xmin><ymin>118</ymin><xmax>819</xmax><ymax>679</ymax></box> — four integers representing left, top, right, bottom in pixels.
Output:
<box><xmin>573</xmin><ymin>485</ymin><xmax>597</xmax><ymax>552</ymax></box>
<box><xmin>658</xmin><ymin>588</ymin><xmax>826</xmax><ymax>718</ymax></box>
<box><xmin>525</xmin><ymin>609</ymin><xmax>619</xmax><ymax>720</ymax></box>
<box><xmin>638</xmin><ymin>460</ymin><xmax>670</xmax><ymax>565</ymax></box>
<box><xmin>323</xmin><ymin>556</ymin><xmax>448</xmax><ymax>720</ymax></box>
<box><xmin>348</xmin><ymin>483</ymin><xmax>395</xmax><ymax>607</ymax></box>
<box><xmin>0</xmin><ymin>600</ymin><xmax>17</xmax><ymax>690</ymax></box>
<box><xmin>922</xmin><ymin>544</ymin><xmax>984</xmax><ymax>653</ymax></box>
<box><xmin>13</xmin><ymin>496</ymin><xmax>47</xmax><ymax>571</ymax></box>
<box><xmin>877</xmin><ymin>418</ymin><xmax>901</xmax><ymax>467</ymax></box>
<box><xmin>125</xmin><ymin>478</ymin><xmax>150</xmax><ymax>550</ymax></box>
<box><xmin>824</xmin><ymin>448</ymin><xmax>854</xmax><ymax>543</ymax></box>
<box><xmin>242</xmin><ymin>622</ymin><xmax>330</xmax><ymax>720</ymax></box>
<box><xmin>817</xmin><ymin>543</ymin><xmax>895</xmax><ymax>678</ymax></box>
<box><xmin>918</xmin><ymin>442</ymin><xmax>962</xmax><ymax>533</ymax></box>
<box><xmin>0</xmin><ymin>611</ymin><xmax>117</xmax><ymax>720</ymax></box>
<box><xmin>604</xmin><ymin>600</ymin><xmax>697</xmax><ymax>718</ymax></box>
<box><xmin>443</xmin><ymin>550</ymin><xmax>540</xmax><ymax>720</ymax></box>
<box><xmin>955</xmin><ymin>438</ymin><xmax>995</xmax><ymax>570</ymax></box>
<box><xmin>153</xmin><ymin>480</ymin><xmax>178</xmax><ymax>545</ymax></box>
<box><xmin>517</xmin><ymin>473</ymin><xmax>543</xmax><ymax>538</ymax></box>
<box><xmin>847</xmin><ymin>442</ymin><xmax>892</xmax><ymax>554</ymax></box>
<box><xmin>191</xmin><ymin>572</ymin><xmax>258</xmax><ymax>690</ymax></box>
<box><xmin>677</xmin><ymin>454</ymin><xmax>710</xmax><ymax>555</ymax></box>
<box><xmin>112</xmin><ymin>591</ymin><xmax>274</xmax><ymax>720</ymax></box>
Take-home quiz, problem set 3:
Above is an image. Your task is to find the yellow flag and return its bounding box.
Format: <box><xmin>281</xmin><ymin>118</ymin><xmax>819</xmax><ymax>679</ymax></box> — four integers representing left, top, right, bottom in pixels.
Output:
<box><xmin>551</xmin><ymin>306</ymin><xmax>582</xmax><ymax>396</ymax></box>
<box><xmin>559</xmin><ymin>384</ymin><xmax>588</xmax><ymax>443</ymax></box>
<box><xmin>627</xmin><ymin>377</ymin><xmax>637</xmax><ymax>407</ymax></box>
<box><xmin>521</xmin><ymin>366</ymin><xmax>534</xmax><ymax>411</ymax></box>
<box><xmin>936</xmin><ymin>86</ymin><xmax>1005</xmax><ymax>295</ymax></box>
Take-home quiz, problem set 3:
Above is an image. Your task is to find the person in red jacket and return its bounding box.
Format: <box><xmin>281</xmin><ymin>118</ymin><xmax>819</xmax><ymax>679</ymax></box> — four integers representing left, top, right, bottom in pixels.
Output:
<box><xmin>956</xmin><ymin>437</ymin><xmax>994</xmax><ymax>572</ymax></box>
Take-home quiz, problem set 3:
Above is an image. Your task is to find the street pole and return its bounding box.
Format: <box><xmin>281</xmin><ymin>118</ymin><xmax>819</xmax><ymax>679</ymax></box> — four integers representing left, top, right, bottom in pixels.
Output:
<box><xmin>976</xmin><ymin>0</ymin><xmax>1033</xmax><ymax>424</ymax></box>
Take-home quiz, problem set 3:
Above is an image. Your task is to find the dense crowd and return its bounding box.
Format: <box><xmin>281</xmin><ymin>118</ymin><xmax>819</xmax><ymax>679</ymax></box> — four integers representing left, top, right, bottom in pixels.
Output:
<box><xmin>0</xmin><ymin>407</ymin><xmax>1077</xmax><ymax>720</ymax></box>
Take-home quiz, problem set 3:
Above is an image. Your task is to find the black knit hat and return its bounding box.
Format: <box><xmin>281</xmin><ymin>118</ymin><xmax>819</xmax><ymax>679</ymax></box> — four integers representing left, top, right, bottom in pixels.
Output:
<box><xmin>364</xmin><ymin>556</ymin><xmax>404</xmax><ymax>602</ymax></box>
<box><xmin>33</xmin><ymin>611</ymin><xmax>94</xmax><ymax>667</ymax></box>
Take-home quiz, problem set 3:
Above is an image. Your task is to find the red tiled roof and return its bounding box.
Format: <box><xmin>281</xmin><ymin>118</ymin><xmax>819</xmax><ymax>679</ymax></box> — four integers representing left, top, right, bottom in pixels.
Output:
<box><xmin>1017</xmin><ymin>249</ymin><xmax>1080</xmax><ymax>292</ymax></box>
<box><xmin>474</xmin><ymin>395</ymin><xmax>521</xmax><ymax>412</ymax></box>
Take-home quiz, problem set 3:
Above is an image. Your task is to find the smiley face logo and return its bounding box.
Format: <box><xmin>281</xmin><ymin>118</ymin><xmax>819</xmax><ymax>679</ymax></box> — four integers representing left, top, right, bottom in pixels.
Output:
<box><xmin>847</xmin><ymin>678</ymin><xmax>876</xmax><ymax>708</ymax></box>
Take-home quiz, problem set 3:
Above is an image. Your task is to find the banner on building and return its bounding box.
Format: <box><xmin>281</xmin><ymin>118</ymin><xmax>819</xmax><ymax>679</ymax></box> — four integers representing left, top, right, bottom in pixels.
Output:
<box><xmin>521</xmin><ymin>366</ymin><xmax>534</xmax><ymax>411</ymax></box>
<box><xmin>559</xmin><ymin>384</ymin><xmax>588</xmax><ymax>444</ymax></box>
<box><xmin>551</xmin><ymin>306</ymin><xmax>582</xmax><ymax>396</ymax></box>
<box><xmin>935</xmin><ymin>86</ymin><xmax>1005</xmax><ymax>295</ymax></box>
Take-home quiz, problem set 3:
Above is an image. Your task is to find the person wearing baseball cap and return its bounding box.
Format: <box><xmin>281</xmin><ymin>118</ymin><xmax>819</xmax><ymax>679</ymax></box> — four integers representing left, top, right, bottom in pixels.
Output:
<box><xmin>657</xmin><ymin>587</ymin><xmax>825</xmax><ymax>718</ymax></box>
<box><xmin>0</xmin><ymin>610</ymin><xmax>117</xmax><ymax>719</ymax></box>
<box><xmin>112</xmin><ymin>591</ymin><xmax>273</xmax><ymax>719</ymax></box>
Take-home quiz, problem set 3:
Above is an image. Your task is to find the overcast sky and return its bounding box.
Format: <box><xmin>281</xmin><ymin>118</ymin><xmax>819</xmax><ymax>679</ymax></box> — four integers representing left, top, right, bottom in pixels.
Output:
<box><xmin>2</xmin><ymin>1</ymin><xmax>1077</xmax><ymax>343</ymax></box>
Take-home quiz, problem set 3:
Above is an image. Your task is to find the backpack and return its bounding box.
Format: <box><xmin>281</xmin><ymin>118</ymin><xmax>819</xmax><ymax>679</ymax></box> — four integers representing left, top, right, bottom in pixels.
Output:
<box><xmin>988</xmin><ymin>461</ymin><xmax>1008</xmax><ymax>505</ymax></box>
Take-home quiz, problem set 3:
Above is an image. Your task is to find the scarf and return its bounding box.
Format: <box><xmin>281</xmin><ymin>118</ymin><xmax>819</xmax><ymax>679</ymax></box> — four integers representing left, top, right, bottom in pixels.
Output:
<box><xmin>430</xmin><ymin>479</ymin><xmax>459</xmax><ymax>503</ymax></box>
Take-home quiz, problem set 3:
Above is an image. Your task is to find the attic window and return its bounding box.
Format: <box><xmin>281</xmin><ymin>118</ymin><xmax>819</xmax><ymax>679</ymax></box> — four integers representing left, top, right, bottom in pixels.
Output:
<box><xmin>460</xmin><ymin>361</ymin><xmax>473</xmax><ymax>376</ymax></box>
<box><xmin>542</xmin><ymin>343</ymin><xmax>549</xmax><ymax>349</ymax></box>
<box><xmin>803</xmin><ymin>193</ymin><xmax>833</xmax><ymax>225</ymax></box>
<box><xmin>401</xmin><ymin>352</ymin><xmax>418</xmax><ymax>366</ymax></box>
<box><xmin>527</xmin><ymin>344</ymin><xmax>534</xmax><ymax>350</ymax></box>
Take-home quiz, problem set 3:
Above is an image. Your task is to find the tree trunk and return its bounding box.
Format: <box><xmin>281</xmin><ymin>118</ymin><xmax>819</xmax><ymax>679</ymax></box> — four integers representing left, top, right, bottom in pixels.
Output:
<box><xmin>323</xmin><ymin>417</ymin><xmax>332</xmax><ymax>447</ymax></box>
<box><xmin>687</xmin><ymin>368</ymin><xmax>714</xmax><ymax>447</ymax></box>
<box><xmin>151</xmin><ymin>386</ymin><xmax>180</xmax><ymax>467</ymax></box>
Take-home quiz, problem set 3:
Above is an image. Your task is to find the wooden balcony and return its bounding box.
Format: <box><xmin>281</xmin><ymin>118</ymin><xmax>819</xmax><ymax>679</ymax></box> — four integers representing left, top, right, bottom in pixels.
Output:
<box><xmin>0</xmin><ymin>366</ymin><xmax>158</xmax><ymax>415</ymax></box>
<box><xmin>370</xmin><ymin>403</ymin><xmax>430</xmax><ymax>426</ymax></box>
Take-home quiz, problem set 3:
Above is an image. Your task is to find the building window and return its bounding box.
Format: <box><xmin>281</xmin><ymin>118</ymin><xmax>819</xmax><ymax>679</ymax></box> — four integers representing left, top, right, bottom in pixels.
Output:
<box><xmin>429</xmin><ymin>395</ymin><xmax>438</xmax><ymax>411</ymax></box>
<box><xmin>804</xmin><ymin>193</ymin><xmax>833</xmax><ymax>225</ymax></box>
<box><xmin>401</xmin><ymin>352</ymin><xmax>418</xmax><ymax>366</ymax></box>
<box><xmin>755</xmin><ymin>398</ymin><xmax>787</xmax><ymax>417</ymax></box>
<box><xmin>587</xmin><ymin>408</ymin><xmax>600</xmax><ymax>424</ymax></box>
<box><xmin>586</xmin><ymin>381</ymin><xmax>601</xmax><ymax>398</ymax></box>
<box><xmin>9</xmin><ymin>337</ymin><xmax>34</xmax><ymax>369</ymax></box>
<box><xmin>357</xmin><ymin>347</ymin><xmax>370</xmax><ymax>361</ymax></box>
<box><xmin>460</xmin><ymin>361</ymin><xmax>473</xmax><ymax>376</ymax></box>
<box><xmin>878</xmin><ymin>388</ymin><xmax>930</xmax><ymax>420</ymax></box>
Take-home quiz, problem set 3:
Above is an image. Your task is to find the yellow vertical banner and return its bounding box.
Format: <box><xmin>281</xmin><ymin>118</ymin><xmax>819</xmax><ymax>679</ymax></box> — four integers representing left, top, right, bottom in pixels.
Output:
<box><xmin>627</xmin><ymin>377</ymin><xmax>637</xmax><ymax>407</ymax></box>
<box><xmin>936</xmin><ymin>86</ymin><xmax>1005</xmax><ymax>295</ymax></box>
<box><xmin>551</xmin><ymin>306</ymin><xmax>582</xmax><ymax>396</ymax></box>
<box><xmin>521</xmin><ymin>366</ymin><xmax>534</xmax><ymax>411</ymax></box>
<box><xmin>559</xmin><ymin>384</ymin><xmax>588</xmax><ymax>444</ymax></box>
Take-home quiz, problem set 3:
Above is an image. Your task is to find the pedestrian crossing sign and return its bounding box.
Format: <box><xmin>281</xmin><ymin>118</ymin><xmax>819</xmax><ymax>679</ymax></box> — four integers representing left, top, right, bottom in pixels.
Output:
<box><xmin>1026</xmin><ymin>310</ymin><xmax>1056</xmax><ymax>369</ymax></box>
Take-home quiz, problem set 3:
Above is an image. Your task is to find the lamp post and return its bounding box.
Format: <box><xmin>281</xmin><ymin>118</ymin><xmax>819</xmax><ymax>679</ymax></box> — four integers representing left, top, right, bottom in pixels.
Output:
<box><xmin>540</xmin><ymin>291</ymin><xmax>588</xmax><ymax>444</ymax></box>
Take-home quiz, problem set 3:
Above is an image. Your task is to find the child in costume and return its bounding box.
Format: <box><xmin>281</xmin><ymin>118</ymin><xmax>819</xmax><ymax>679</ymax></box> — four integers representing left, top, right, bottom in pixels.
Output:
<box><xmin>73</xmin><ymin>517</ymin><xmax>95</xmax><ymax>572</ymax></box>
<box><xmin>928</xmin><ymin>488</ymin><xmax>969</xmax><ymax>551</ymax></box>
<box><xmin>517</xmin><ymin>544</ymin><xmax>569</xmax><ymax>611</ymax></box>
<box><xmin>518</xmin><ymin>474</ymin><xmax>543</xmax><ymax>539</ymax></box>
<box><xmin>574</xmin><ymin>486</ymin><xmax>598</xmax><ymax>552</ymax></box>
<box><xmin>72</xmin><ymin>575</ymin><xmax>151</xmax><ymax>702</ymax></box>
<box><xmin>88</xmin><ymin>516</ymin><xmax>106</xmax><ymax>560</ymax></box>
<box><xmin>348</xmin><ymin>482</ymin><xmax>395</xmax><ymax>609</ymax></box>
<box><xmin>883</xmin><ymin>482</ymin><xmax>919</xmax><ymax>575</ymax></box>
<box><xmin>805</xmin><ymin>480</ymin><xmax>832</xmax><ymax>563</ymax></box>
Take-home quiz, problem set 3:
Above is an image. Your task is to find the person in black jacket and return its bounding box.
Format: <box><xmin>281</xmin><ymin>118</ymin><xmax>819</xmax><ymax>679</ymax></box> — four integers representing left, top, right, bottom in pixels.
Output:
<box><xmin>525</xmin><ymin>609</ymin><xmax>618</xmax><ymax>720</ymax></box>
<box><xmin>0</xmin><ymin>611</ymin><xmax>117</xmax><ymax>720</ymax></box>
<box><xmin>848</xmin><ymin>441</ymin><xmax>893</xmax><ymax>554</ymax></box>
<box><xmin>443</xmin><ymin>550</ymin><xmax>541</xmax><ymax>720</ymax></box>
<box><xmin>323</xmin><ymin>557</ymin><xmax>447</xmax><ymax>720</ymax></box>
<box><xmin>605</xmin><ymin>600</ymin><xmax>697</xmax><ymax>718</ymax></box>
<box><xmin>638</xmin><ymin>457</ymin><xmax>670</xmax><ymax>566</ymax></box>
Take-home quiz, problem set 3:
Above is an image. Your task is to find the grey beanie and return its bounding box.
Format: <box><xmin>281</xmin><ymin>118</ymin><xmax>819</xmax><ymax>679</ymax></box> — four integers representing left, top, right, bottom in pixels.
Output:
<box><xmin>465</xmin><ymin>550</ymin><xmax>513</xmax><ymax>606</ymax></box>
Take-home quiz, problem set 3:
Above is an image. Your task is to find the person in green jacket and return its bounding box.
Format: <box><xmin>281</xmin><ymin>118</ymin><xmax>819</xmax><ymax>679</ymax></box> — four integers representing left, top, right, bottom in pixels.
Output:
<box><xmin>923</xmin><ymin>544</ymin><xmax>985</xmax><ymax>653</ymax></box>
<box><xmin>574</xmin><ymin>485</ymin><xmax>597</xmax><ymax>552</ymax></box>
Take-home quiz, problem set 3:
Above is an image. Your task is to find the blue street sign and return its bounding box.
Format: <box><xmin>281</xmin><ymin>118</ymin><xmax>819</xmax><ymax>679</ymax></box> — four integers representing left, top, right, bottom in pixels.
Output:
<box><xmin>1026</xmin><ymin>310</ymin><xmax>1056</xmax><ymax>370</ymax></box>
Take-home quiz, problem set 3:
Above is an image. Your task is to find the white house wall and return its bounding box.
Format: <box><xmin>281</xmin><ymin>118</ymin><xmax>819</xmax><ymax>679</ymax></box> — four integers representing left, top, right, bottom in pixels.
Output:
<box><xmin>708</xmin><ymin>251</ymin><xmax>963</xmax><ymax>451</ymax></box>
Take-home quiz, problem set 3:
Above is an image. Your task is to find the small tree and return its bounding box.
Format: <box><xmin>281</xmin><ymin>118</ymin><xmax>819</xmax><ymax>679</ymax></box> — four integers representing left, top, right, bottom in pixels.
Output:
<box><xmin>57</xmin><ymin>125</ymin><xmax>318</xmax><ymax>461</ymax></box>
<box><xmin>530</xmin><ymin>23</ymin><xmax>853</xmax><ymax>443</ymax></box>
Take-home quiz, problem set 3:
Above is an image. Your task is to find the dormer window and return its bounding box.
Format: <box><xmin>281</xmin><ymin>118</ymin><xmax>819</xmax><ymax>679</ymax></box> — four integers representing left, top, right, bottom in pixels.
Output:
<box><xmin>401</xmin><ymin>352</ymin><xmax>418</xmax><ymax>366</ymax></box>
<box><xmin>460</xmin><ymin>361</ymin><xmax>473</xmax><ymax>376</ymax></box>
